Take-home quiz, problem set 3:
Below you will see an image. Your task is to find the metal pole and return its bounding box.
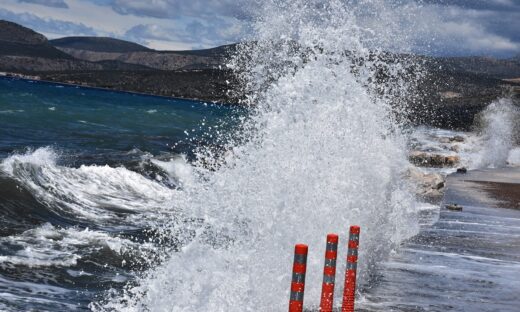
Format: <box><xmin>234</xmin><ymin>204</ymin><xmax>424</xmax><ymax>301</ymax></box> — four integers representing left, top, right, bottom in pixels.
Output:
<box><xmin>341</xmin><ymin>226</ymin><xmax>360</xmax><ymax>312</ymax></box>
<box><xmin>289</xmin><ymin>244</ymin><xmax>308</xmax><ymax>312</ymax></box>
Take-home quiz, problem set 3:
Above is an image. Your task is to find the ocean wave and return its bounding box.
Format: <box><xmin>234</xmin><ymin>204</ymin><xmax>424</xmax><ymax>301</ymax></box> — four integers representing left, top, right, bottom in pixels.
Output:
<box><xmin>0</xmin><ymin>147</ymin><xmax>182</xmax><ymax>225</ymax></box>
<box><xmin>100</xmin><ymin>1</ymin><xmax>423</xmax><ymax>310</ymax></box>
<box><xmin>0</xmin><ymin>223</ymin><xmax>154</xmax><ymax>268</ymax></box>
<box><xmin>409</xmin><ymin>98</ymin><xmax>520</xmax><ymax>172</ymax></box>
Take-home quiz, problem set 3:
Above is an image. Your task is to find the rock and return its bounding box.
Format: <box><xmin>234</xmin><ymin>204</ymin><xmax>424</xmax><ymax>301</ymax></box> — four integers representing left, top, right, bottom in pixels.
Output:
<box><xmin>445</xmin><ymin>203</ymin><xmax>463</xmax><ymax>211</ymax></box>
<box><xmin>450</xmin><ymin>136</ymin><xmax>465</xmax><ymax>143</ymax></box>
<box><xmin>409</xmin><ymin>151</ymin><xmax>460</xmax><ymax>168</ymax></box>
<box><xmin>445</xmin><ymin>156</ymin><xmax>460</xmax><ymax>167</ymax></box>
<box><xmin>423</xmin><ymin>189</ymin><xmax>444</xmax><ymax>199</ymax></box>
<box><xmin>405</xmin><ymin>167</ymin><xmax>446</xmax><ymax>200</ymax></box>
<box><xmin>439</xmin><ymin>136</ymin><xmax>464</xmax><ymax>144</ymax></box>
<box><xmin>457</xmin><ymin>167</ymin><xmax>468</xmax><ymax>173</ymax></box>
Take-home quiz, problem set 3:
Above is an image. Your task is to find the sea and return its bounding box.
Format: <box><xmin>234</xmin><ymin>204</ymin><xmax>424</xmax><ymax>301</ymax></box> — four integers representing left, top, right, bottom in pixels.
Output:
<box><xmin>2</xmin><ymin>77</ymin><xmax>520</xmax><ymax>312</ymax></box>
<box><xmin>1</xmin><ymin>1</ymin><xmax>520</xmax><ymax>311</ymax></box>
<box><xmin>0</xmin><ymin>77</ymin><xmax>242</xmax><ymax>310</ymax></box>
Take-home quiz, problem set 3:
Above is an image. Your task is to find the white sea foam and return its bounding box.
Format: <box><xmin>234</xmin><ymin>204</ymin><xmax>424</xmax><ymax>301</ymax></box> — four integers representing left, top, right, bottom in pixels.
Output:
<box><xmin>410</xmin><ymin>98</ymin><xmax>519</xmax><ymax>171</ymax></box>
<box><xmin>473</xmin><ymin>98</ymin><xmax>519</xmax><ymax>168</ymax></box>
<box><xmin>98</xmin><ymin>1</ymin><xmax>422</xmax><ymax>311</ymax></box>
<box><xmin>150</xmin><ymin>156</ymin><xmax>195</xmax><ymax>189</ymax></box>
<box><xmin>0</xmin><ymin>223</ymin><xmax>153</xmax><ymax>268</ymax></box>
<box><xmin>0</xmin><ymin>147</ymin><xmax>180</xmax><ymax>224</ymax></box>
<box><xmin>507</xmin><ymin>148</ymin><xmax>520</xmax><ymax>166</ymax></box>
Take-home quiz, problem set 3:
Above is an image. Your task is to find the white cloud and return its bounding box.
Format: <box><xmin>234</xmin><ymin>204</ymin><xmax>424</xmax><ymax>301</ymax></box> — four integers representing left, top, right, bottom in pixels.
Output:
<box><xmin>111</xmin><ymin>0</ymin><xmax>251</xmax><ymax>19</ymax></box>
<box><xmin>0</xmin><ymin>8</ymin><xmax>96</xmax><ymax>37</ymax></box>
<box><xmin>18</xmin><ymin>0</ymin><xmax>68</xmax><ymax>8</ymax></box>
<box><xmin>411</xmin><ymin>3</ymin><xmax>520</xmax><ymax>56</ymax></box>
<box><xmin>0</xmin><ymin>0</ymin><xmax>519</xmax><ymax>55</ymax></box>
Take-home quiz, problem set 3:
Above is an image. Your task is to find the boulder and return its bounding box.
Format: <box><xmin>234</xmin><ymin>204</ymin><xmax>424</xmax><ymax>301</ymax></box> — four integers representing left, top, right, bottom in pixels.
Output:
<box><xmin>457</xmin><ymin>167</ymin><xmax>468</xmax><ymax>174</ymax></box>
<box><xmin>409</xmin><ymin>151</ymin><xmax>460</xmax><ymax>168</ymax></box>
<box><xmin>405</xmin><ymin>167</ymin><xmax>446</xmax><ymax>200</ymax></box>
<box><xmin>445</xmin><ymin>203</ymin><xmax>463</xmax><ymax>211</ymax></box>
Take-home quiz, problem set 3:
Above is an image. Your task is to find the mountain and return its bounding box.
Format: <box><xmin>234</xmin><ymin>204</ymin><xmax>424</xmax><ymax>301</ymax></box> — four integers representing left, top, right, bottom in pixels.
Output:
<box><xmin>0</xmin><ymin>20</ymin><xmax>72</xmax><ymax>60</ymax></box>
<box><xmin>0</xmin><ymin>20</ymin><xmax>151</xmax><ymax>72</ymax></box>
<box><xmin>0</xmin><ymin>20</ymin><xmax>46</xmax><ymax>45</ymax></box>
<box><xmin>0</xmin><ymin>20</ymin><xmax>235</xmax><ymax>102</ymax></box>
<box><xmin>433</xmin><ymin>56</ymin><xmax>520</xmax><ymax>79</ymax></box>
<box><xmin>1</xmin><ymin>20</ymin><xmax>518</xmax><ymax>111</ymax></box>
<box><xmin>50</xmin><ymin>36</ymin><xmax>233</xmax><ymax>71</ymax></box>
<box><xmin>50</xmin><ymin>37</ymin><xmax>152</xmax><ymax>53</ymax></box>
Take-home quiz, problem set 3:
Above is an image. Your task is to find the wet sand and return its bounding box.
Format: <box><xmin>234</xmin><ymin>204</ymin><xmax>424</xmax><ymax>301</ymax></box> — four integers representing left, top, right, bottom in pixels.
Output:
<box><xmin>467</xmin><ymin>180</ymin><xmax>520</xmax><ymax>209</ymax></box>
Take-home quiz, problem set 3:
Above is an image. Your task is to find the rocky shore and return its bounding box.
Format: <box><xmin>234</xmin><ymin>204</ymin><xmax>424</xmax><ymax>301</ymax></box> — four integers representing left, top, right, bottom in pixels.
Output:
<box><xmin>406</xmin><ymin>133</ymin><xmax>471</xmax><ymax>203</ymax></box>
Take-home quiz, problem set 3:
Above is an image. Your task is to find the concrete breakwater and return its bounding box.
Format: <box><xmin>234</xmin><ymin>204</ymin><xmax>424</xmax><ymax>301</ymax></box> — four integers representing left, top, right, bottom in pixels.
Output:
<box><xmin>359</xmin><ymin>167</ymin><xmax>520</xmax><ymax>311</ymax></box>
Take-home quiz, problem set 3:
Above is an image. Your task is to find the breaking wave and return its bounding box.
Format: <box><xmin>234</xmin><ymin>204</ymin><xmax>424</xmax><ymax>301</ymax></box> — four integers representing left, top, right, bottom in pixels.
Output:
<box><xmin>474</xmin><ymin>98</ymin><xmax>520</xmax><ymax>168</ymax></box>
<box><xmin>0</xmin><ymin>147</ymin><xmax>180</xmax><ymax>226</ymax></box>
<box><xmin>96</xmin><ymin>1</ymin><xmax>423</xmax><ymax>311</ymax></box>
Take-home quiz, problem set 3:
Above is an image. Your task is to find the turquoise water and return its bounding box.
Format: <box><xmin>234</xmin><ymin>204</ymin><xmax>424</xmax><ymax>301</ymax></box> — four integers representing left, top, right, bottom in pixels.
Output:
<box><xmin>0</xmin><ymin>77</ymin><xmax>240</xmax><ymax>310</ymax></box>
<box><xmin>0</xmin><ymin>77</ymin><xmax>235</xmax><ymax>159</ymax></box>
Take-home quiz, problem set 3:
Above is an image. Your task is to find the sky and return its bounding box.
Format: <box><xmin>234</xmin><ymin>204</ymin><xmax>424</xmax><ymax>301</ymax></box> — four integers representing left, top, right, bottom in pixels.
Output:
<box><xmin>0</xmin><ymin>0</ymin><xmax>519</xmax><ymax>57</ymax></box>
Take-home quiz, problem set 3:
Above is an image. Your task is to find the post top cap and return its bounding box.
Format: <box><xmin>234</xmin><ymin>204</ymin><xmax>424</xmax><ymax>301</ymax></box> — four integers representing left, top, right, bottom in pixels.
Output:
<box><xmin>294</xmin><ymin>244</ymin><xmax>308</xmax><ymax>254</ymax></box>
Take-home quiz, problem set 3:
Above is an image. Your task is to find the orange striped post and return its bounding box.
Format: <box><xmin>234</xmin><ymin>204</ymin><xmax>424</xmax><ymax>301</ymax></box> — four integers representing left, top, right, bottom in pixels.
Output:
<box><xmin>320</xmin><ymin>234</ymin><xmax>339</xmax><ymax>312</ymax></box>
<box><xmin>341</xmin><ymin>226</ymin><xmax>360</xmax><ymax>312</ymax></box>
<box><xmin>289</xmin><ymin>244</ymin><xmax>308</xmax><ymax>312</ymax></box>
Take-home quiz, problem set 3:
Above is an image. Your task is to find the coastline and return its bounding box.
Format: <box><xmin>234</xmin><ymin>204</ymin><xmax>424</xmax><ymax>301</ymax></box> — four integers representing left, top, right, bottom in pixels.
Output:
<box><xmin>0</xmin><ymin>73</ymin><xmax>235</xmax><ymax>106</ymax></box>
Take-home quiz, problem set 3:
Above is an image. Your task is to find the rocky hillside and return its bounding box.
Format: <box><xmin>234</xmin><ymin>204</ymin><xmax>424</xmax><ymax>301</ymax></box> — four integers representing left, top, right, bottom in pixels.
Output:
<box><xmin>0</xmin><ymin>20</ymin><xmax>46</xmax><ymax>45</ymax></box>
<box><xmin>0</xmin><ymin>21</ymin><xmax>150</xmax><ymax>72</ymax></box>
<box><xmin>0</xmin><ymin>20</ymin><xmax>72</xmax><ymax>60</ymax></box>
<box><xmin>411</xmin><ymin>56</ymin><xmax>520</xmax><ymax>129</ymax></box>
<box><xmin>434</xmin><ymin>56</ymin><xmax>520</xmax><ymax>79</ymax></box>
<box><xmin>50</xmin><ymin>37</ymin><xmax>231</xmax><ymax>71</ymax></box>
<box><xmin>50</xmin><ymin>37</ymin><xmax>152</xmax><ymax>53</ymax></box>
<box><xmin>37</xmin><ymin>69</ymin><xmax>237</xmax><ymax>102</ymax></box>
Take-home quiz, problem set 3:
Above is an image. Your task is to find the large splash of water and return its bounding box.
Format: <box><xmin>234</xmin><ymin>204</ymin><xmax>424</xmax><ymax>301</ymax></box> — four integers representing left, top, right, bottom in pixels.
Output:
<box><xmin>475</xmin><ymin>98</ymin><xmax>519</xmax><ymax>168</ymax></box>
<box><xmin>98</xmin><ymin>1</ymin><xmax>423</xmax><ymax>310</ymax></box>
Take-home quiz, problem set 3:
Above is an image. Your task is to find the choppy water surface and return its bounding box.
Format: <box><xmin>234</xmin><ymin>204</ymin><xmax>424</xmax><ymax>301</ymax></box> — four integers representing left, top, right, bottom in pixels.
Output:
<box><xmin>2</xmin><ymin>69</ymin><xmax>520</xmax><ymax>312</ymax></box>
<box><xmin>1</xmin><ymin>0</ymin><xmax>520</xmax><ymax>310</ymax></box>
<box><xmin>0</xmin><ymin>77</ymin><xmax>241</xmax><ymax>310</ymax></box>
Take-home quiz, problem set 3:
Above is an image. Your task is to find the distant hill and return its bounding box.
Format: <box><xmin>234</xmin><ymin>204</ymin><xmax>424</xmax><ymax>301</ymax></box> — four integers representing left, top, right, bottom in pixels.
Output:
<box><xmin>0</xmin><ymin>20</ymin><xmax>46</xmax><ymax>45</ymax></box>
<box><xmin>0</xmin><ymin>20</ymin><xmax>72</xmax><ymax>60</ymax></box>
<box><xmin>0</xmin><ymin>20</ymin><xmax>152</xmax><ymax>72</ymax></box>
<box><xmin>50</xmin><ymin>36</ymin><xmax>233</xmax><ymax>71</ymax></box>
<box><xmin>50</xmin><ymin>36</ymin><xmax>152</xmax><ymax>53</ymax></box>
<box><xmin>1</xmin><ymin>20</ymin><xmax>519</xmax><ymax>108</ymax></box>
<box><xmin>433</xmin><ymin>56</ymin><xmax>520</xmax><ymax>79</ymax></box>
<box><xmin>173</xmin><ymin>44</ymin><xmax>236</xmax><ymax>58</ymax></box>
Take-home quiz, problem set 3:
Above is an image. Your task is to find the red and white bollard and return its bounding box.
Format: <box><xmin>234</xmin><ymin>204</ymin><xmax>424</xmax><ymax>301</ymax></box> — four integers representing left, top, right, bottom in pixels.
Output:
<box><xmin>289</xmin><ymin>244</ymin><xmax>308</xmax><ymax>312</ymax></box>
<box><xmin>341</xmin><ymin>225</ymin><xmax>360</xmax><ymax>312</ymax></box>
<box><xmin>320</xmin><ymin>234</ymin><xmax>339</xmax><ymax>312</ymax></box>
